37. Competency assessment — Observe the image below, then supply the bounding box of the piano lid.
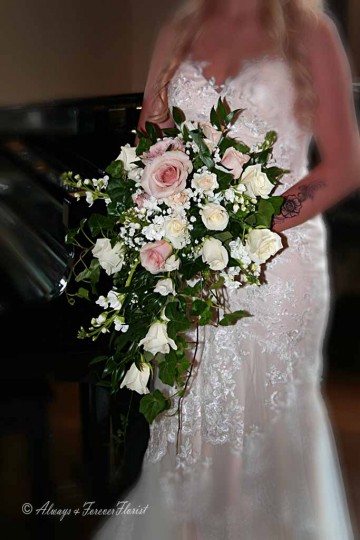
[0,93,143,311]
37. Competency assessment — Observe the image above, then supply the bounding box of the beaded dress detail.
[92,56,355,540]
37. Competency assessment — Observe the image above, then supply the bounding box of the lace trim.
[183,53,286,93]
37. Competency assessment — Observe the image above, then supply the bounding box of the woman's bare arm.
[273,14,360,233]
[135,18,177,145]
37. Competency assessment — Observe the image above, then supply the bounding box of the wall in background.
[0,0,180,107]
[0,0,357,107]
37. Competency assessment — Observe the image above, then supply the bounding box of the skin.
[137,1,360,234]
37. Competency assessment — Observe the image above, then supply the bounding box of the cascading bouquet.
[62,97,287,448]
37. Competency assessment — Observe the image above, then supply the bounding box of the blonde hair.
[150,0,325,130]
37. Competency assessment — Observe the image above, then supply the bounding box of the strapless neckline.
[184,53,287,95]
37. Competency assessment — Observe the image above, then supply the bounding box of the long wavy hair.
[149,0,326,130]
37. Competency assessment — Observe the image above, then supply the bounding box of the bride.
[93,0,360,538]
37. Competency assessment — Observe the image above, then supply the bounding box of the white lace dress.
[92,56,356,540]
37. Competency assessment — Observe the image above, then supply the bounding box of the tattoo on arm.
[273,180,326,222]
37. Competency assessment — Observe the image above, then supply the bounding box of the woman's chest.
[168,57,297,138]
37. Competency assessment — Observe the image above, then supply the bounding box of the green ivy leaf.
[180,256,206,280]
[190,298,208,317]
[136,136,152,156]
[105,160,124,178]
[213,231,233,243]
[88,213,116,236]
[139,390,171,423]
[65,225,83,244]
[158,353,178,386]
[165,302,191,337]
[76,287,90,300]
[199,307,213,326]
[267,195,284,215]
[75,258,100,282]
[265,166,290,181]
[106,177,135,215]
[213,167,234,190]
[219,310,252,326]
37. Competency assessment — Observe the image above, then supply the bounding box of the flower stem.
[125,259,139,287]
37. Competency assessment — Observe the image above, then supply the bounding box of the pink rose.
[139,240,173,274]
[131,192,149,209]
[220,147,250,179]
[200,122,222,145]
[141,150,193,199]
[142,138,185,164]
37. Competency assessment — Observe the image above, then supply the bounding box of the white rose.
[92,238,126,275]
[120,362,150,394]
[116,143,138,171]
[164,215,189,249]
[191,172,219,195]
[241,164,274,199]
[163,254,180,272]
[200,202,229,231]
[245,229,283,264]
[201,237,229,271]
[154,278,176,296]
[139,321,177,355]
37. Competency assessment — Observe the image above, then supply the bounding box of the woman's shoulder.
[303,12,349,66]
[300,10,355,96]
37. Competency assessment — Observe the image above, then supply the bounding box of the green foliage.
[139,390,171,423]
[105,160,124,178]
[219,310,252,326]
[172,106,186,126]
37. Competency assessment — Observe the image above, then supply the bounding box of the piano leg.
[26,395,56,539]
[79,376,111,507]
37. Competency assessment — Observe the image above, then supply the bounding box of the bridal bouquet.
[62,97,286,439]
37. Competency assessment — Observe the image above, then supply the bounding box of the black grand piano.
[0,89,359,538]
[0,93,152,538]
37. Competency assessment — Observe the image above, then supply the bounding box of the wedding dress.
[92,55,356,539]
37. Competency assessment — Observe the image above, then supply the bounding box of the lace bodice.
[168,55,313,193]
